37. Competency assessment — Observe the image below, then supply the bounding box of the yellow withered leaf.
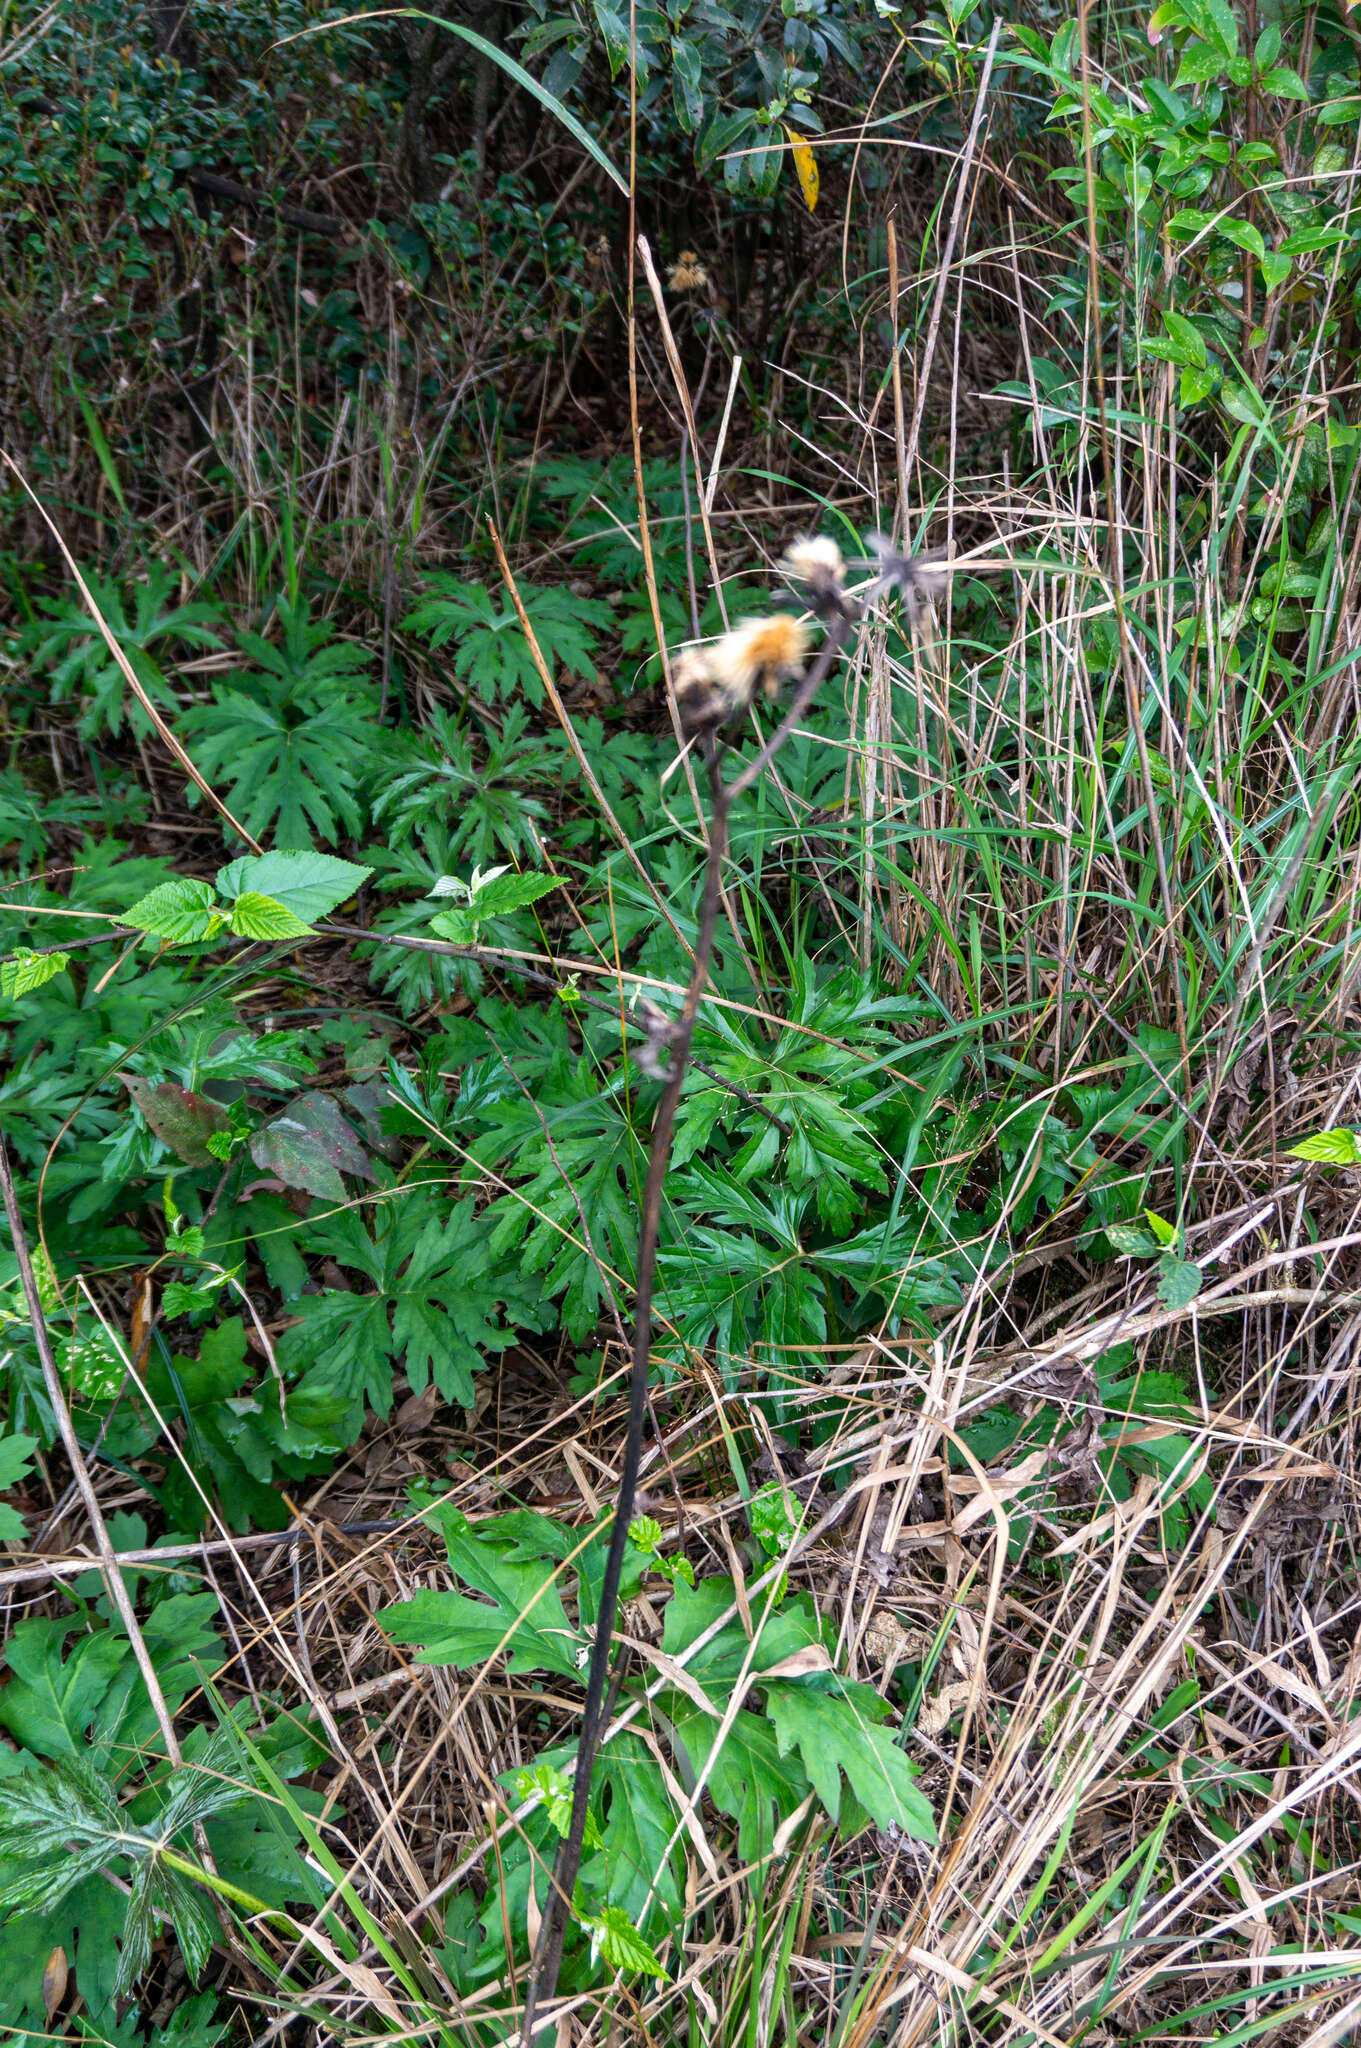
[785,128,819,212]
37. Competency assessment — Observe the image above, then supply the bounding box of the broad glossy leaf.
[216,852,372,924]
[249,1092,372,1202]
[120,1076,229,1167]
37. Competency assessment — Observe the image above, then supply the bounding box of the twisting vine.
[524,535,944,2031]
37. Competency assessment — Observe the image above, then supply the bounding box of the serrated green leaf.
[577,1901,666,1976]
[0,950,70,999]
[226,891,313,940]
[512,1761,602,1848]
[121,877,218,944]
[469,870,563,917]
[0,1433,38,1490]
[215,852,372,924]
[1287,1128,1361,1165]
[379,1571,583,1677]
[765,1684,936,1840]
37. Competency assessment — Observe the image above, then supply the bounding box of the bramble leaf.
[248,1092,373,1202]
[1,952,70,1000]
[216,852,372,925]
[121,878,219,945]
[225,891,313,941]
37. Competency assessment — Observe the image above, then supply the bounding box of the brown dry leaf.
[304,1929,406,2026]
[757,1643,833,1681]
[129,1272,153,1367]
[42,1946,68,2022]
[394,1383,440,1433]
[918,1678,974,1738]
[862,1612,911,1677]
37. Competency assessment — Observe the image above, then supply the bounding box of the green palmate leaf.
[0,1601,221,1761]
[1287,1128,1361,1165]
[216,852,372,925]
[1157,1256,1203,1310]
[750,1483,802,1560]
[0,1432,36,1542]
[226,891,313,940]
[380,1568,583,1677]
[121,1075,230,1167]
[576,1901,667,1977]
[161,1276,229,1316]
[276,1191,544,1423]
[0,951,70,999]
[403,579,610,707]
[765,1684,936,1839]
[667,1698,801,1863]
[121,877,219,944]
[589,1730,686,1924]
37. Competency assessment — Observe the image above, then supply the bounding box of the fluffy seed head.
[672,616,808,734]
[673,643,734,734]
[667,250,710,292]
[779,535,845,593]
[706,614,808,700]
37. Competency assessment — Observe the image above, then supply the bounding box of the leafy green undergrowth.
[0,1552,327,2043]
[386,1497,934,2001]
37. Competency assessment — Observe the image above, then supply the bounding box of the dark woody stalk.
[526,539,942,2030]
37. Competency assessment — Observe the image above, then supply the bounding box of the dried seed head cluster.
[863,533,953,613]
[674,614,809,734]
